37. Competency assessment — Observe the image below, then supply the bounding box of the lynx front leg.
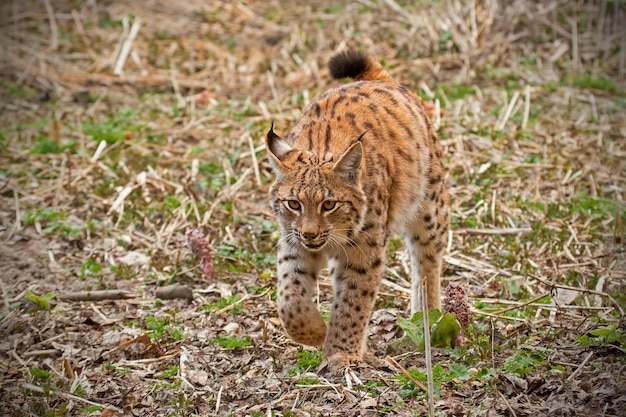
[406,189,449,314]
[322,246,386,368]
[276,242,327,346]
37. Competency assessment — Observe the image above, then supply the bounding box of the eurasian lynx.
[265,50,449,368]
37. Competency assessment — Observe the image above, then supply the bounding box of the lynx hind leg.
[275,245,327,346]
[405,186,449,315]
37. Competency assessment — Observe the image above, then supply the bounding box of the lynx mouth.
[302,241,327,251]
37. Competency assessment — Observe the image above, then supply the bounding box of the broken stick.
[155,284,193,301]
[57,290,135,302]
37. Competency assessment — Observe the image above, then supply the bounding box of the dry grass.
[0,0,625,416]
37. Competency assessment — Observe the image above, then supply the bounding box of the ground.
[0,0,625,416]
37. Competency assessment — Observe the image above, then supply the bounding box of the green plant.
[83,108,145,145]
[78,257,103,281]
[24,290,55,311]
[502,347,553,376]
[145,316,170,339]
[201,294,243,314]
[1,80,37,98]
[158,366,179,379]
[144,316,186,341]
[566,73,616,91]
[397,309,461,350]
[28,367,52,382]
[77,405,102,413]
[101,364,129,377]
[288,350,322,375]
[111,264,137,280]
[208,335,252,349]
[22,207,82,238]
[577,324,625,348]
[438,30,454,51]
[214,244,276,273]
[396,361,473,397]
[295,376,319,385]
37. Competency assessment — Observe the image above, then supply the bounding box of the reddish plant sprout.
[186,229,214,278]
[443,284,472,346]
[488,280,503,293]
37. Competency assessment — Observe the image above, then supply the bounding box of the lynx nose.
[300,218,319,241]
[302,231,318,240]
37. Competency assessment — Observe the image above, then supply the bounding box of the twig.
[215,385,224,414]
[215,293,249,314]
[444,254,512,277]
[58,290,136,302]
[381,0,418,27]
[246,132,262,187]
[344,366,363,390]
[42,0,58,51]
[58,71,210,90]
[0,279,9,315]
[170,67,185,108]
[492,292,551,315]
[554,351,594,395]
[113,17,141,75]
[118,351,181,365]
[266,71,282,114]
[381,277,411,295]
[385,356,427,392]
[292,383,342,389]
[614,206,623,245]
[421,283,435,417]
[234,197,275,218]
[531,274,624,316]
[571,14,579,70]
[619,17,626,77]
[22,349,60,358]
[7,189,21,240]
[454,227,532,235]
[496,387,518,417]
[102,333,151,357]
[477,298,612,311]
[471,307,528,323]
[521,85,531,129]
[22,383,122,413]
[496,91,520,130]
[178,347,195,390]
[155,284,193,301]
[90,140,107,163]
[490,188,496,224]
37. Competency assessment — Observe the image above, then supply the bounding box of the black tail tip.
[328,50,370,80]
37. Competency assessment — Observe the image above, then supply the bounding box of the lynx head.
[265,125,367,252]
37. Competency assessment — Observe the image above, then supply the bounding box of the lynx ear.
[265,122,294,175]
[333,141,362,182]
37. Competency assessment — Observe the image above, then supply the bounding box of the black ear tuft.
[328,50,370,80]
[265,122,295,176]
[266,120,280,143]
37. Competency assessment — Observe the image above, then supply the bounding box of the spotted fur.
[265,51,449,368]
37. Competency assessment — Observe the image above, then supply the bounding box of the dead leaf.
[116,251,150,266]
[186,369,209,385]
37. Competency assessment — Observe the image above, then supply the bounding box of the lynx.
[265,50,449,369]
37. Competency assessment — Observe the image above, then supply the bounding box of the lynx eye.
[285,200,301,211]
[321,200,337,211]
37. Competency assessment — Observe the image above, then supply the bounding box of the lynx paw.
[319,352,360,375]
